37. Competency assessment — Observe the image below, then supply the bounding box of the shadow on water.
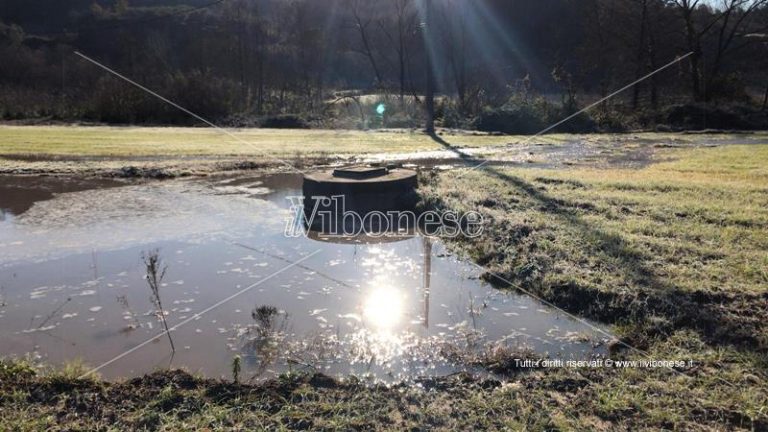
[0,176,124,217]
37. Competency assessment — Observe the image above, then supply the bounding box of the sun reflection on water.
[362,284,406,331]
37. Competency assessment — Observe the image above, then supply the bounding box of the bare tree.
[763,38,768,109]
[631,0,651,108]
[671,0,707,101]
[379,0,417,106]
[439,0,469,112]
[671,0,768,101]
[350,0,384,85]
[579,0,622,110]
[423,0,435,134]
[706,0,768,98]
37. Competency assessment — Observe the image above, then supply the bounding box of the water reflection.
[362,283,406,331]
[237,305,289,377]
[0,173,612,382]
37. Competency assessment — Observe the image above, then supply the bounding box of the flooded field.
[0,173,609,382]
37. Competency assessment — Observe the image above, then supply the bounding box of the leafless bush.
[143,249,175,353]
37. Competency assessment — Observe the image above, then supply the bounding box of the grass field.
[2,125,763,158]
[421,143,768,351]
[417,143,768,429]
[0,125,514,157]
[2,125,765,178]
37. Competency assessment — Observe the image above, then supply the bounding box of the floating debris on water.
[0,173,610,381]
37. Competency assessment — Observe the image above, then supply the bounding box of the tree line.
[0,0,766,130]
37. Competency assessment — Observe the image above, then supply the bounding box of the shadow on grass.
[428,133,767,353]
[428,130,484,165]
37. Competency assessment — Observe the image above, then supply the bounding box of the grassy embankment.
[421,144,768,346]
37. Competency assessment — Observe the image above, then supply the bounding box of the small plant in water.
[116,294,141,330]
[238,304,289,378]
[252,305,279,334]
[143,249,175,353]
[231,354,242,383]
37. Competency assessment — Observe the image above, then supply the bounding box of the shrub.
[386,112,420,128]
[473,96,597,134]
[552,107,598,133]
[662,104,767,130]
[438,100,470,129]
[85,71,239,125]
[474,105,547,134]
[260,114,309,129]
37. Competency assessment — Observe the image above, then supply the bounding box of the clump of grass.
[0,358,36,381]
[143,249,174,353]
[58,358,92,380]
[236,305,289,379]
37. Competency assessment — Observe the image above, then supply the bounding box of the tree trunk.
[424,0,435,135]
[352,3,383,86]
[399,45,406,107]
[683,8,702,102]
[649,36,659,108]
[398,4,407,107]
[256,49,264,114]
[632,0,649,109]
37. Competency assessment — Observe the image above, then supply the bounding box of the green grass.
[2,125,762,158]
[0,125,514,157]
[422,143,768,310]
[415,143,768,429]
[1,126,765,178]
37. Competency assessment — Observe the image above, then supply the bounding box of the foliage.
[663,103,768,130]
[260,114,310,129]
[474,96,598,134]
[1,0,766,128]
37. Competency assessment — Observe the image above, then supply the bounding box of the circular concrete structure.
[302,165,418,232]
[304,166,417,196]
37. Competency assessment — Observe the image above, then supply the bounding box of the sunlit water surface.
[0,174,609,382]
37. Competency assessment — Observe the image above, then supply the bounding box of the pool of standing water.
[0,173,610,382]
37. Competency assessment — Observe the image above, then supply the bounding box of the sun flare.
[362,286,405,330]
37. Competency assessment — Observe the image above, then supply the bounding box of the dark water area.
[0,173,610,382]
[0,176,124,219]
